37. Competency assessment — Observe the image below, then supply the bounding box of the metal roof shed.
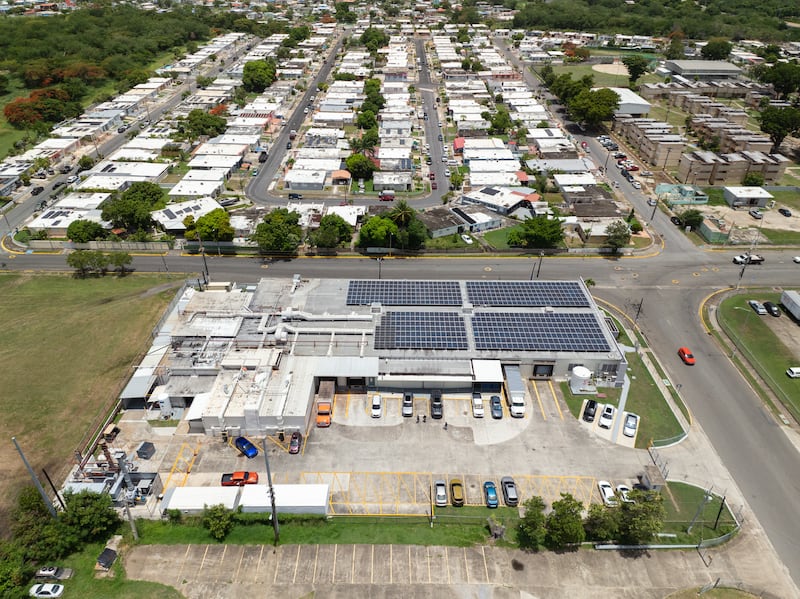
[160,486,239,516]
[239,484,329,515]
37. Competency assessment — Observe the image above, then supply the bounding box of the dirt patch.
[592,63,628,76]
[694,205,798,246]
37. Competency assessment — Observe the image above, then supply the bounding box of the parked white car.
[598,480,617,507]
[616,484,634,503]
[622,413,639,438]
[371,394,382,418]
[598,405,615,429]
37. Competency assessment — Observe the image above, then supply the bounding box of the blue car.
[483,481,499,508]
[234,436,259,459]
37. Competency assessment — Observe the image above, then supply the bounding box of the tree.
[568,88,620,127]
[242,59,277,93]
[357,216,399,248]
[617,490,666,545]
[356,109,377,131]
[195,208,235,242]
[758,106,800,153]
[345,153,376,180]
[583,503,619,542]
[182,108,227,139]
[622,55,649,85]
[665,32,685,60]
[108,251,133,275]
[67,250,96,277]
[507,216,564,249]
[679,208,703,230]
[545,493,586,550]
[101,182,165,231]
[388,199,415,228]
[701,38,732,61]
[517,496,547,550]
[487,105,513,135]
[66,220,106,243]
[311,214,352,248]
[202,504,235,541]
[604,220,631,254]
[78,155,95,171]
[252,208,302,253]
[742,172,765,187]
[59,490,121,544]
[758,63,800,99]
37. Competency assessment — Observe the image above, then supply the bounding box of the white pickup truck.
[732,253,764,265]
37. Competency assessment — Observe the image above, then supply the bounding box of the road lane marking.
[427,546,431,583]
[370,546,374,584]
[273,547,280,584]
[445,546,451,585]
[351,545,356,583]
[312,544,319,583]
[482,546,489,582]
[390,545,393,584]
[219,545,227,582]
[200,545,209,572]
[332,544,337,582]
[464,547,470,583]
[234,546,244,581]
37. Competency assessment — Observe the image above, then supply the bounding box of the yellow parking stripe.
[548,380,564,420]
[533,382,546,420]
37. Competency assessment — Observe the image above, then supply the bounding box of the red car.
[429,172,435,180]
[678,347,695,365]
[431,181,438,189]
[626,165,640,171]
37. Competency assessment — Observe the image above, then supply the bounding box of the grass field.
[136,507,520,547]
[717,292,800,420]
[0,274,181,527]
[662,481,738,544]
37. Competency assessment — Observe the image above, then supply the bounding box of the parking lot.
[123,382,650,521]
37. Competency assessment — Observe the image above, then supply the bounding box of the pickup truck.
[220,471,259,486]
[35,566,73,581]
[732,253,764,265]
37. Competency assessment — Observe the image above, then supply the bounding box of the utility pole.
[535,251,544,279]
[262,437,279,544]
[12,437,57,519]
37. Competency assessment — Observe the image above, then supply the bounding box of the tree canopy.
[180,109,227,140]
[701,38,733,60]
[251,208,302,253]
[507,216,564,249]
[242,59,277,93]
[345,154,377,180]
[569,88,620,127]
[358,216,399,248]
[310,213,353,249]
[758,106,800,153]
[621,55,649,85]
[604,220,632,253]
[100,181,165,232]
[66,220,106,243]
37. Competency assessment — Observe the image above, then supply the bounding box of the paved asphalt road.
[3,33,800,586]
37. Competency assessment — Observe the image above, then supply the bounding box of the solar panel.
[347,280,462,306]
[472,312,610,352]
[466,281,590,307]
[374,312,468,350]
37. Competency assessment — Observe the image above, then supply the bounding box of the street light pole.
[376,257,382,279]
[262,437,280,545]
[535,251,544,278]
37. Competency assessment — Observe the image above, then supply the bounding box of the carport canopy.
[471,359,504,383]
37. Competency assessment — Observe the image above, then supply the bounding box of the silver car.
[402,393,414,417]
[623,413,639,438]
[434,480,448,507]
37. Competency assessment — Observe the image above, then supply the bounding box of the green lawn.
[136,507,520,548]
[0,274,181,528]
[482,225,520,249]
[762,228,800,245]
[717,293,800,421]
[560,346,683,448]
[425,233,473,250]
[550,63,661,89]
[53,542,183,599]
[661,481,738,544]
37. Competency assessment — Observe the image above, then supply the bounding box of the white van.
[371,394,382,418]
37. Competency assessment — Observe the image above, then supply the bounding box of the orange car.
[678,347,695,365]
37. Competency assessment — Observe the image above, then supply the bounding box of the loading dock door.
[533,364,554,378]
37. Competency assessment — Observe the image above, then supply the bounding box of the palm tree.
[389,199,415,227]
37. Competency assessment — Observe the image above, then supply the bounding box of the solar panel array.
[466,281,590,307]
[472,313,610,352]
[347,280,462,306]
[374,312,468,350]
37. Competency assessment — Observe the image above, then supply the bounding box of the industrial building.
[121,277,626,439]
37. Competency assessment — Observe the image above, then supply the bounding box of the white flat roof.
[472,359,504,382]
[724,186,773,198]
[163,487,239,512]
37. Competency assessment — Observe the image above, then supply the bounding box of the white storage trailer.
[781,290,800,321]
[502,365,526,418]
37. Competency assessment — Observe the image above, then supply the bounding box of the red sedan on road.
[678,347,696,365]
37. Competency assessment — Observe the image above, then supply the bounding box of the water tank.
[569,366,593,394]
